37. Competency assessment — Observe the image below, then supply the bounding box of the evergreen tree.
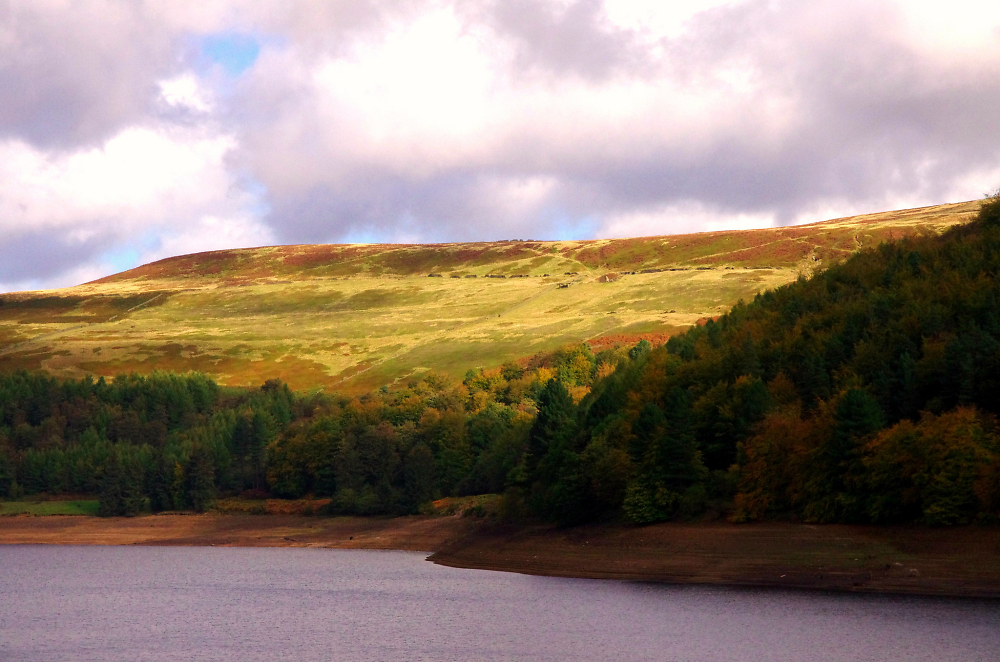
[526,379,577,476]
[147,451,173,513]
[623,389,706,523]
[121,456,146,516]
[525,379,589,523]
[98,452,125,517]
[0,445,13,498]
[186,446,215,512]
[231,413,254,491]
[806,388,884,522]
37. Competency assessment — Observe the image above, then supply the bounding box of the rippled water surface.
[1,545,998,661]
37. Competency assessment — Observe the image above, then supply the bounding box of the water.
[0,546,998,662]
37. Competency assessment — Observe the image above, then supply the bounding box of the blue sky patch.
[102,247,142,274]
[546,213,599,242]
[201,33,260,76]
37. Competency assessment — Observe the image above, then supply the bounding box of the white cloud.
[0,128,236,232]
[0,124,269,291]
[895,1,1000,61]
[599,202,776,239]
[158,74,213,113]
[153,214,275,259]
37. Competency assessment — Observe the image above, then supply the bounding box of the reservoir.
[0,545,997,661]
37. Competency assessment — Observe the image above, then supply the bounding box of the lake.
[0,546,997,661]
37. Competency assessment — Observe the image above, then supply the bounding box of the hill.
[523,196,1000,526]
[0,200,979,392]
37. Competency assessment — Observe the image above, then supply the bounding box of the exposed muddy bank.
[429,521,1000,598]
[2,514,998,598]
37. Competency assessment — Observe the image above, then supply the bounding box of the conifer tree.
[147,451,173,513]
[121,456,146,516]
[526,379,576,476]
[186,446,215,512]
[98,452,125,517]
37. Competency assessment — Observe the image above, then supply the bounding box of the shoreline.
[1,513,998,599]
[429,521,1000,599]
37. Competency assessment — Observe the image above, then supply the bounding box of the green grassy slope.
[0,200,979,391]
[0,500,100,516]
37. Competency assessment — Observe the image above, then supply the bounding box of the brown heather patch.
[221,354,337,391]
[447,247,496,264]
[691,240,812,266]
[90,250,248,283]
[77,344,338,391]
[498,244,532,259]
[215,497,333,515]
[587,332,673,352]
[374,246,470,274]
[279,244,380,268]
[0,326,27,345]
[0,348,54,371]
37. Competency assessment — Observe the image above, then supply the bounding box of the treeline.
[0,371,297,515]
[0,344,626,516]
[522,197,1000,525]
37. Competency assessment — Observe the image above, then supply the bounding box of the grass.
[0,200,981,392]
[0,500,100,516]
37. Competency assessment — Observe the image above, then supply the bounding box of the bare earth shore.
[1,514,998,598]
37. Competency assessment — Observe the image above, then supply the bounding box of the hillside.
[524,196,1000,526]
[0,200,979,392]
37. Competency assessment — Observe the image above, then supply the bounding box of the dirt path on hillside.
[2,515,998,598]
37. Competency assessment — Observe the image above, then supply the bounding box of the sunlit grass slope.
[0,200,979,392]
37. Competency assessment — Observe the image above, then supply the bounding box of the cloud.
[159,74,213,113]
[239,0,1000,245]
[1,0,1000,291]
[0,1,180,148]
[0,124,270,291]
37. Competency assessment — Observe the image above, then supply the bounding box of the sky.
[1,0,1000,292]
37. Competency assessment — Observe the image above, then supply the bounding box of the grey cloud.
[0,229,107,285]
[249,0,1000,245]
[467,0,646,80]
[506,0,1000,219]
[267,169,575,244]
[0,2,180,149]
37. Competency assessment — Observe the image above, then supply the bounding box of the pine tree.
[231,414,254,492]
[147,451,172,513]
[806,388,884,522]
[186,446,215,512]
[0,446,13,498]
[121,456,145,516]
[526,379,576,476]
[98,452,125,517]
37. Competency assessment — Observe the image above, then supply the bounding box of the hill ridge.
[84,200,979,290]
[0,199,982,392]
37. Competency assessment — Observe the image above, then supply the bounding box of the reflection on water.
[0,545,998,662]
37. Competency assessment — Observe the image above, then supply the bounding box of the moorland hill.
[0,200,979,392]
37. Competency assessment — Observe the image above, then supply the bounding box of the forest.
[2,197,1000,525]
[0,344,616,517]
